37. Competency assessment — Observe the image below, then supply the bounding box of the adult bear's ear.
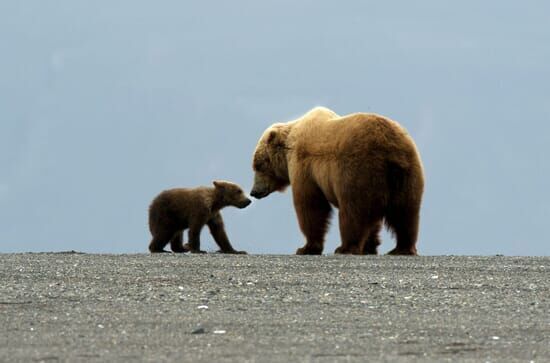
[267,130,277,144]
[267,129,287,148]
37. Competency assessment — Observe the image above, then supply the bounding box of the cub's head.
[213,180,251,209]
[250,123,291,199]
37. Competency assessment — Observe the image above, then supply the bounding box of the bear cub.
[148,180,251,254]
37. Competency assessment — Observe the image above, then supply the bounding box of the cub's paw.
[218,250,248,255]
[182,243,206,254]
[190,250,207,254]
[334,246,357,254]
[231,250,248,255]
[149,249,171,254]
[171,246,189,253]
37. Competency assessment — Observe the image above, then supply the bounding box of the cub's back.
[149,187,210,217]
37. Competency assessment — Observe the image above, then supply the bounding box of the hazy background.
[1,1,549,255]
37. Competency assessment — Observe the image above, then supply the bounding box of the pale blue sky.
[1,1,549,255]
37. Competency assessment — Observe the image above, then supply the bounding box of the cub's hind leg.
[170,230,188,253]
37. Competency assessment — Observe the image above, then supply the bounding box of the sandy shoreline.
[1,254,548,362]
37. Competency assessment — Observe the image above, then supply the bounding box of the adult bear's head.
[250,107,339,199]
[250,123,291,199]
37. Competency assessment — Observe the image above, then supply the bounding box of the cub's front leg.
[208,212,247,254]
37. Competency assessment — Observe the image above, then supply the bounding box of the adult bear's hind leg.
[361,220,382,255]
[386,163,423,255]
[335,208,366,255]
[386,206,419,255]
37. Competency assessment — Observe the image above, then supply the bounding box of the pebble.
[191,327,206,334]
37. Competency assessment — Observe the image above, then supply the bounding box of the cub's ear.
[213,180,224,189]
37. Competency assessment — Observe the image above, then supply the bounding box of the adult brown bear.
[250,107,424,255]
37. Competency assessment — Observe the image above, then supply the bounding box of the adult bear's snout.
[250,188,268,199]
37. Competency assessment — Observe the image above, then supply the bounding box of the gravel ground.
[0,253,548,362]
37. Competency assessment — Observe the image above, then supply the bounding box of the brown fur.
[148,180,251,254]
[251,107,424,255]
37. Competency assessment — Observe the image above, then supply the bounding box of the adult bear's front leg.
[292,182,332,255]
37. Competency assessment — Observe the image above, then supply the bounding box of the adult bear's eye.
[253,160,264,172]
